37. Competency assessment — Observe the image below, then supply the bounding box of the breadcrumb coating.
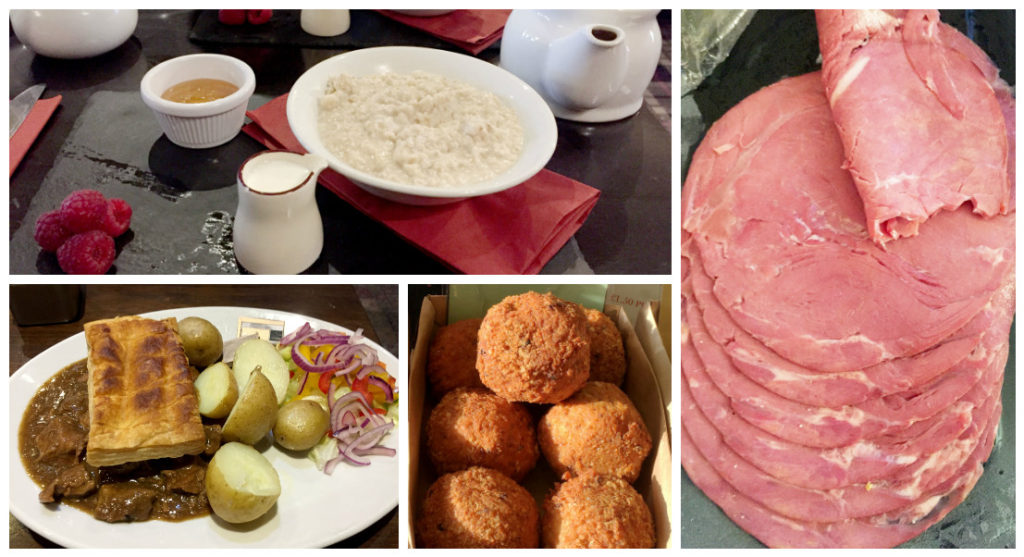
[426,387,538,481]
[584,307,627,386]
[542,470,655,548]
[427,318,484,396]
[477,292,589,404]
[538,381,652,483]
[416,467,539,548]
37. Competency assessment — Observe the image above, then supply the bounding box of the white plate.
[9,307,398,548]
[286,46,558,205]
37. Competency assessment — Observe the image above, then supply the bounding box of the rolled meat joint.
[681,10,1014,548]
[817,9,1011,243]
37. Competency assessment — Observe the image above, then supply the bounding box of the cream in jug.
[233,151,327,274]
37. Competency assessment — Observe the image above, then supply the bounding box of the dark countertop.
[9,284,398,548]
[9,9,672,275]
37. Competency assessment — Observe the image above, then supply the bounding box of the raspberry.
[103,198,133,237]
[56,230,116,274]
[34,210,73,252]
[247,9,272,25]
[59,190,109,234]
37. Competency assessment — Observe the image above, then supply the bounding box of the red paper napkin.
[243,94,600,274]
[10,95,61,177]
[376,9,511,54]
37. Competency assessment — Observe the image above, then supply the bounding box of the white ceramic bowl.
[287,46,558,205]
[10,9,138,59]
[140,54,256,149]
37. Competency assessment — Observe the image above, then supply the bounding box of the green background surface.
[447,285,607,323]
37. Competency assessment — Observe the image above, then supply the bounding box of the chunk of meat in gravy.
[20,361,214,522]
[161,463,206,495]
[92,483,158,523]
[39,463,99,503]
[35,418,88,465]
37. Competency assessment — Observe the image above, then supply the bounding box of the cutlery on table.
[10,84,46,138]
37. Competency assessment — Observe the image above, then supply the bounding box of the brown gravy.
[19,359,214,522]
[161,78,239,104]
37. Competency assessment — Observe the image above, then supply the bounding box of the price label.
[237,316,286,343]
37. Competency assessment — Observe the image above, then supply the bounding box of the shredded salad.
[278,323,398,474]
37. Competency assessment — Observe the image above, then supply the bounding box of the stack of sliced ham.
[681,10,1014,548]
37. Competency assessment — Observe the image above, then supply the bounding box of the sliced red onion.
[325,451,367,474]
[366,376,394,403]
[279,322,313,346]
[295,370,308,395]
[340,447,371,467]
[320,383,396,473]
[355,360,384,381]
[352,422,393,448]
[332,400,373,433]
[291,343,333,373]
[355,446,396,457]
[334,389,372,410]
[302,330,349,346]
[281,324,396,474]
[335,426,361,444]
[349,328,365,344]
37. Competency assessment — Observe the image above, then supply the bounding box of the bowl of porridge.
[287,47,557,205]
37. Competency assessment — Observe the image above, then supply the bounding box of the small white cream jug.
[500,10,662,122]
[233,151,327,274]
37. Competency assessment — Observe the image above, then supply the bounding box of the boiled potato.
[179,316,223,368]
[274,399,330,451]
[194,362,238,419]
[232,339,290,404]
[222,369,278,445]
[205,442,281,523]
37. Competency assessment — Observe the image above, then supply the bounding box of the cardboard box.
[636,301,673,430]
[408,293,672,548]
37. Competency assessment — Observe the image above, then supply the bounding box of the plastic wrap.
[679,10,756,96]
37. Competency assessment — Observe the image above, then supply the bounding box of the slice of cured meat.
[682,71,1014,373]
[682,330,1002,522]
[686,268,1011,449]
[683,273,1008,491]
[684,234,988,407]
[816,10,1010,242]
[681,396,996,548]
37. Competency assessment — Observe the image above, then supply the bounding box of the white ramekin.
[140,53,256,149]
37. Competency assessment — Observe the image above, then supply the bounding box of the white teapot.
[10,10,138,59]
[500,10,662,122]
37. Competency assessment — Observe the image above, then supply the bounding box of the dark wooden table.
[9,284,398,548]
[9,9,672,275]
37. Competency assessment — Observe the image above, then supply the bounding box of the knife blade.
[10,84,46,139]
